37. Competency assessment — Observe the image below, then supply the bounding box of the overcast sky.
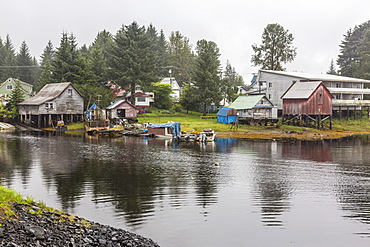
[1,0,370,83]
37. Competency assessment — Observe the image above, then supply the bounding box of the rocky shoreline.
[0,202,159,246]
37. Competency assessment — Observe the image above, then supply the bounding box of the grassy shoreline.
[64,112,370,141]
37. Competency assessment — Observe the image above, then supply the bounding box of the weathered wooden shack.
[281,81,333,129]
[18,82,84,128]
[228,95,278,125]
[106,100,139,122]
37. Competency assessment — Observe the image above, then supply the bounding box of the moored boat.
[200,129,216,142]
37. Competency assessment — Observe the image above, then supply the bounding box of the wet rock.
[0,202,160,246]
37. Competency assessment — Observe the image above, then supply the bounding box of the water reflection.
[2,132,370,246]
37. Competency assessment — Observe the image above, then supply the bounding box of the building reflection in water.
[3,131,370,236]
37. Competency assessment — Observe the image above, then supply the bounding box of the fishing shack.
[18,82,84,128]
[228,95,277,125]
[281,81,333,129]
[106,100,139,124]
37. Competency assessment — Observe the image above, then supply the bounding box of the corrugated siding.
[283,84,332,115]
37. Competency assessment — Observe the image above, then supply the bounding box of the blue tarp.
[217,107,237,124]
[86,103,100,120]
[147,122,181,137]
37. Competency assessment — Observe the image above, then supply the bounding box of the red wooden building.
[281,81,333,129]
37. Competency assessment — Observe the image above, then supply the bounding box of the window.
[45,102,54,109]
[335,94,341,99]
[6,85,12,90]
[268,82,273,88]
[268,94,272,99]
[336,83,341,88]
[67,89,72,96]
[137,97,146,102]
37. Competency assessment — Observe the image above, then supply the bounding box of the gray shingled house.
[18,82,84,128]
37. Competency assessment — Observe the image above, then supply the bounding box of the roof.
[0,78,34,96]
[2,78,33,88]
[160,77,181,90]
[217,107,235,116]
[228,95,274,109]
[260,69,370,83]
[282,81,327,99]
[125,91,150,98]
[106,100,138,110]
[147,122,181,137]
[18,82,80,105]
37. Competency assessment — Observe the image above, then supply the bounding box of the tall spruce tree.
[337,20,370,78]
[251,23,297,71]
[108,22,157,104]
[168,31,194,83]
[51,32,88,84]
[38,40,55,90]
[193,39,222,114]
[16,41,36,84]
[1,34,17,81]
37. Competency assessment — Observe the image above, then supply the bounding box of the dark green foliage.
[7,83,25,117]
[179,82,202,113]
[16,41,38,85]
[337,21,370,78]
[251,23,297,71]
[0,35,17,81]
[51,32,88,84]
[193,39,223,114]
[152,82,172,110]
[108,21,157,104]
[327,59,338,75]
[75,83,113,110]
[37,40,55,91]
[168,31,194,84]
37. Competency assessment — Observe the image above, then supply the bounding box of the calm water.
[1,131,370,246]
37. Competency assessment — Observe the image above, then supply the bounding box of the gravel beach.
[0,202,160,247]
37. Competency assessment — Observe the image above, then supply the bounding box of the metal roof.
[106,100,137,110]
[282,81,322,99]
[260,69,370,83]
[18,82,76,105]
[228,95,273,109]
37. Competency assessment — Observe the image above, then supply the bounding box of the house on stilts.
[18,82,84,128]
[281,81,333,129]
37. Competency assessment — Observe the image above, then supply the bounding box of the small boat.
[200,129,216,142]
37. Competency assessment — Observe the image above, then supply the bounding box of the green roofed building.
[228,95,277,123]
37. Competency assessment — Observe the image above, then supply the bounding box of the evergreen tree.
[51,32,88,84]
[337,20,370,78]
[37,40,55,91]
[220,61,239,105]
[354,29,370,79]
[1,34,17,81]
[108,22,157,105]
[327,59,338,75]
[193,39,223,115]
[16,41,36,84]
[168,31,194,83]
[7,82,25,118]
[89,30,114,83]
[251,23,297,71]
[157,29,170,77]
